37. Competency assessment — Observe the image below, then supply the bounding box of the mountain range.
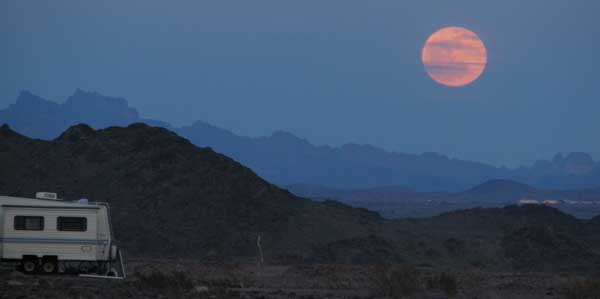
[287,179,600,219]
[1,89,599,191]
[288,179,600,204]
[1,123,600,271]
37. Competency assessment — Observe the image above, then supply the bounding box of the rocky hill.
[408,204,584,236]
[0,123,384,260]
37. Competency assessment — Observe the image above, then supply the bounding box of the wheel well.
[42,256,58,262]
[22,255,38,262]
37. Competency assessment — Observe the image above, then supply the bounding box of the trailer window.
[57,217,87,232]
[14,216,44,231]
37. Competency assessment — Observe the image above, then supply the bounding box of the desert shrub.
[376,266,460,298]
[378,266,422,298]
[135,267,195,294]
[425,272,458,296]
[560,277,600,299]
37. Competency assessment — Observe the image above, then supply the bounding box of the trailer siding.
[0,196,112,261]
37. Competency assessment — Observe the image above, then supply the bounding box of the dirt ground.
[0,259,597,299]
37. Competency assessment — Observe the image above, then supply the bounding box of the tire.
[41,259,57,274]
[79,261,93,274]
[22,259,38,274]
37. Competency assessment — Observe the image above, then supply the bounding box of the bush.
[560,277,600,299]
[378,266,422,298]
[135,267,195,294]
[377,266,460,298]
[426,272,458,296]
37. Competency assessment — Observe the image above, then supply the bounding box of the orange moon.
[422,27,487,87]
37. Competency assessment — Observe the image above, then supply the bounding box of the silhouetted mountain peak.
[57,123,97,141]
[0,123,29,140]
[267,130,312,148]
[11,90,60,114]
[2,90,599,191]
[63,89,139,123]
[65,89,126,105]
[16,90,46,104]
[0,124,16,138]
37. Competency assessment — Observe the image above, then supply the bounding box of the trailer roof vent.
[36,192,59,200]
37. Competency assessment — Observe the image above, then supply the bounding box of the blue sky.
[1,1,598,167]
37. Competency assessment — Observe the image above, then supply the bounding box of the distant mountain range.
[1,89,599,191]
[288,178,600,205]
[287,179,600,219]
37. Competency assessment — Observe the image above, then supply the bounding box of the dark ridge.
[467,179,537,194]
[0,123,26,140]
[425,204,582,234]
[0,123,384,260]
[57,123,96,141]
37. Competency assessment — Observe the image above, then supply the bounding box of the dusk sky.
[1,1,598,167]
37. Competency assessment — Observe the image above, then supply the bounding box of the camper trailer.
[0,192,125,278]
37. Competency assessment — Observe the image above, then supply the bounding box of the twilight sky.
[1,1,598,167]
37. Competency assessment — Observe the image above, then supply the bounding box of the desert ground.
[2,259,599,299]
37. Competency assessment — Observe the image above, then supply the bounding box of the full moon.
[422,27,487,87]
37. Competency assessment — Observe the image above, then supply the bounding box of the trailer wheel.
[41,259,57,274]
[21,258,38,274]
[79,261,93,274]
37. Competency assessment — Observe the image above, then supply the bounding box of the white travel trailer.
[0,192,125,278]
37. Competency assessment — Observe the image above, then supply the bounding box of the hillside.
[409,204,584,235]
[397,204,600,272]
[1,123,600,271]
[0,123,384,259]
[2,90,599,191]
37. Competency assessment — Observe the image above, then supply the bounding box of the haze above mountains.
[1,89,599,192]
